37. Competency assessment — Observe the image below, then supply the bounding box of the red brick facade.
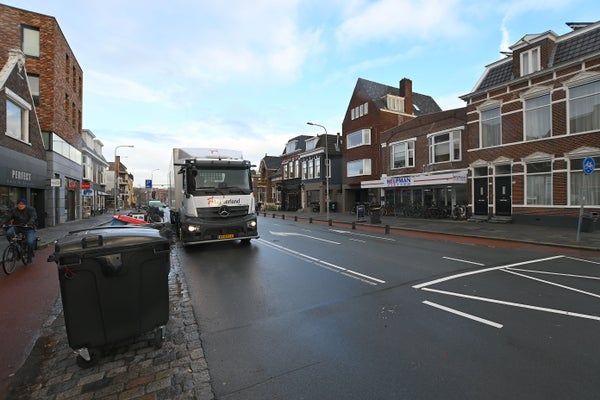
[0,4,83,147]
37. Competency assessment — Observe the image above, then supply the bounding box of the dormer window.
[285,140,298,154]
[521,47,541,76]
[305,137,319,151]
[386,95,404,113]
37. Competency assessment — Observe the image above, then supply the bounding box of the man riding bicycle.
[2,198,37,262]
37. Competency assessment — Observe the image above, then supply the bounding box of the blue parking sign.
[583,157,595,175]
[145,179,152,188]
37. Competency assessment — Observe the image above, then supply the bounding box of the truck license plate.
[218,234,235,239]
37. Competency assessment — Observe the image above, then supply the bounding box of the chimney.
[400,78,413,115]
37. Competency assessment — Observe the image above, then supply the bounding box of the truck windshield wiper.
[221,186,250,194]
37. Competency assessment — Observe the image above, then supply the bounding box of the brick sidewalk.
[6,246,214,400]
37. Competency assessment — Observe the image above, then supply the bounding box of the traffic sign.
[145,179,152,189]
[583,157,595,175]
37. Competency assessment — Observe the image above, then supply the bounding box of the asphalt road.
[181,216,600,400]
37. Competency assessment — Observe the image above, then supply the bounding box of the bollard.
[352,221,356,230]
[282,214,285,220]
[294,216,298,222]
[328,219,332,226]
[385,224,390,234]
[309,217,313,224]
[272,213,275,218]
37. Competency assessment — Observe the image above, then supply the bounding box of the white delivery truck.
[168,148,259,246]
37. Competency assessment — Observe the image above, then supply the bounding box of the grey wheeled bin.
[49,227,171,368]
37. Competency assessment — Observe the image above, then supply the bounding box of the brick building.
[280,136,311,211]
[366,108,468,211]
[256,155,282,206]
[0,4,84,225]
[460,21,600,226]
[341,78,441,211]
[0,49,47,226]
[81,129,108,217]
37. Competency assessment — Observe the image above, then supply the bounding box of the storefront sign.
[81,181,91,189]
[67,179,78,191]
[361,179,386,189]
[386,176,412,187]
[11,169,31,181]
[82,189,93,196]
[50,178,61,187]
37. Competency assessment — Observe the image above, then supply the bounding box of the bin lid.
[55,226,169,255]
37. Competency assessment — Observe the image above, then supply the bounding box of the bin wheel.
[152,327,165,349]
[241,239,251,246]
[76,348,101,369]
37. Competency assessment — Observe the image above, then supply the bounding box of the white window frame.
[315,157,321,178]
[523,91,552,141]
[347,159,371,177]
[390,140,415,169]
[302,160,307,179]
[364,102,368,115]
[308,159,314,179]
[567,77,600,135]
[525,160,553,205]
[22,26,40,58]
[5,89,31,144]
[326,158,331,179]
[346,129,371,149]
[568,155,600,206]
[479,105,502,148]
[520,46,540,76]
[295,160,300,178]
[428,130,461,164]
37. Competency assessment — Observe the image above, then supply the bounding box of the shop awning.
[362,171,468,189]
[97,191,109,196]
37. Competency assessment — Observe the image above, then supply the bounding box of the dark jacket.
[3,206,37,227]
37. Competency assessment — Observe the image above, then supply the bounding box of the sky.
[6,0,600,187]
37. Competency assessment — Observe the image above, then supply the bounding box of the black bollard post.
[309,217,313,224]
[385,224,390,234]
[272,213,275,218]
[352,221,356,230]
[328,219,332,226]
[282,214,285,220]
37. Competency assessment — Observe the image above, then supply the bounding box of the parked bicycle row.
[351,202,471,220]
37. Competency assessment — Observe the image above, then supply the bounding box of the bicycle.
[2,225,35,275]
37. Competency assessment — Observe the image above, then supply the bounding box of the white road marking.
[301,229,312,232]
[442,256,485,266]
[422,301,503,329]
[507,267,600,281]
[328,229,396,242]
[272,223,281,226]
[257,239,386,285]
[421,287,600,322]
[269,231,341,245]
[565,256,600,265]
[413,255,565,289]
[501,269,600,299]
[349,238,367,243]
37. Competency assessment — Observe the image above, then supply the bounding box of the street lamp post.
[114,145,134,212]
[307,122,330,222]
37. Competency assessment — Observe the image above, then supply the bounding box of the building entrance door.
[474,178,488,216]
[495,176,512,216]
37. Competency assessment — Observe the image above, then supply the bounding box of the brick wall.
[0,4,83,148]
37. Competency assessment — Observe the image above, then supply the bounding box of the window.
[526,161,552,205]
[308,159,314,179]
[569,80,600,134]
[283,164,288,179]
[72,66,76,90]
[347,159,371,177]
[65,54,70,80]
[22,26,40,57]
[429,130,461,163]
[285,141,297,154]
[520,47,540,76]
[350,102,368,120]
[346,129,371,149]
[480,106,501,147]
[524,94,551,140]
[27,74,40,105]
[302,161,307,179]
[570,157,600,205]
[391,141,415,169]
[326,159,331,178]
[315,157,321,178]
[6,99,29,142]
[82,155,92,180]
[305,137,318,151]
[387,95,404,112]
[72,102,76,128]
[51,134,81,164]
[64,94,69,122]
[295,160,299,178]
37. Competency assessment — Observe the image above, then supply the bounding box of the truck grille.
[196,205,249,219]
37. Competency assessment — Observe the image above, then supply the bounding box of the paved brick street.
[6,246,214,400]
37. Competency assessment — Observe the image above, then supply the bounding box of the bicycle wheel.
[3,244,18,275]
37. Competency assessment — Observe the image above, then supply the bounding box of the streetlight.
[114,145,134,212]
[307,122,330,222]
[148,168,159,203]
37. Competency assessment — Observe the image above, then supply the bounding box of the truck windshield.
[188,168,251,194]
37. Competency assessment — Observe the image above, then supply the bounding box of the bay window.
[346,129,371,149]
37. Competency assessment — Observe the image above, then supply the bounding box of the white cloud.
[435,92,467,110]
[500,18,511,53]
[85,70,162,103]
[336,0,468,47]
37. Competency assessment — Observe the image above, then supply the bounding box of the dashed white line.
[328,229,396,242]
[422,301,503,329]
[442,256,485,266]
[421,287,600,322]
[349,238,367,243]
[256,239,386,285]
[507,267,600,281]
[413,255,565,289]
[501,269,600,299]
[269,231,341,245]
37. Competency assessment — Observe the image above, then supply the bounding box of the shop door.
[474,178,488,216]
[31,189,45,228]
[495,176,512,216]
[67,190,76,221]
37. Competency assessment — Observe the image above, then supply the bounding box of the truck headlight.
[247,220,257,228]
[188,225,199,232]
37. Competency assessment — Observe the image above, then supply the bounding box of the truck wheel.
[241,239,251,246]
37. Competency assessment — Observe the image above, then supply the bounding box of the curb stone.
[7,245,215,400]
